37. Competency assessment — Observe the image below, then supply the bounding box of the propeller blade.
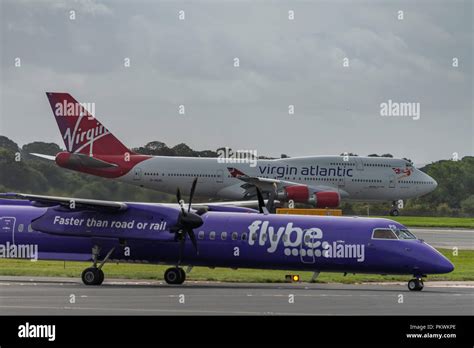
[266,183,277,213]
[187,229,199,254]
[255,187,269,215]
[174,181,202,264]
[176,187,181,203]
[188,177,198,212]
[256,187,265,214]
[178,233,185,265]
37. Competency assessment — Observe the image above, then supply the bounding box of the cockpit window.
[372,229,398,240]
[393,228,417,240]
[372,228,417,240]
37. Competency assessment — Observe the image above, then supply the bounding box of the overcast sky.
[1,0,472,166]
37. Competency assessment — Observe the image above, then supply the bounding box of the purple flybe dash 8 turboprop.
[0,180,453,291]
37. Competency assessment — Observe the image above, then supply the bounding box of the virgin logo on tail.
[62,116,110,153]
[53,100,109,153]
[47,92,135,157]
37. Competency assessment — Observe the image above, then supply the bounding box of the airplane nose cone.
[432,254,454,274]
[422,171,437,193]
[440,258,454,273]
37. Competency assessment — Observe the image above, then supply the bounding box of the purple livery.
[0,186,453,291]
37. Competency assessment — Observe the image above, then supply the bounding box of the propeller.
[255,184,277,215]
[256,187,269,214]
[267,183,277,213]
[171,178,203,264]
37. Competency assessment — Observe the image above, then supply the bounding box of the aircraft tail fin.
[45,92,133,156]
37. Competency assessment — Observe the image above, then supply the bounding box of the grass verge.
[0,249,472,284]
[373,216,474,229]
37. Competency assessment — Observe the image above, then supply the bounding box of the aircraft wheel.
[96,269,105,285]
[389,209,400,216]
[82,267,104,286]
[408,278,424,291]
[164,267,185,285]
[179,268,186,282]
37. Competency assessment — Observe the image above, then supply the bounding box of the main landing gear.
[164,267,186,285]
[81,245,115,286]
[408,278,424,291]
[81,267,104,286]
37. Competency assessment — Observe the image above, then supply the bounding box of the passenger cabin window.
[28,224,33,232]
[372,229,397,240]
[241,233,247,241]
[198,231,205,240]
[18,224,24,232]
[209,231,216,240]
[221,232,227,240]
[231,232,238,240]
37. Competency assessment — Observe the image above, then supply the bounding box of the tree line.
[0,136,472,216]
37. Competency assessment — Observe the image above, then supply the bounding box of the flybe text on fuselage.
[247,220,365,262]
[258,165,353,178]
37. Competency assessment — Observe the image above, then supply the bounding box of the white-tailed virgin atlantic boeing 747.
[31,93,437,215]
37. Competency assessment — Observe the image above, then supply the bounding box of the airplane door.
[133,167,142,181]
[389,175,396,188]
[216,169,224,183]
[355,158,364,171]
[0,217,16,244]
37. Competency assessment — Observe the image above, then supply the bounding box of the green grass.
[0,249,472,284]
[373,216,474,228]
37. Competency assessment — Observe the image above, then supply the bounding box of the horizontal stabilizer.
[65,153,118,169]
[30,152,118,169]
[30,153,56,161]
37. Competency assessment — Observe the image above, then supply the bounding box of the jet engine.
[277,186,340,208]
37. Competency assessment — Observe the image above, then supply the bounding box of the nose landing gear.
[408,278,424,291]
[389,208,400,216]
[389,200,402,216]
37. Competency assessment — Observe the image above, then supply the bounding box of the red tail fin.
[46,92,132,156]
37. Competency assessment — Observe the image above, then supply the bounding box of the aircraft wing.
[190,200,275,213]
[227,167,338,193]
[0,193,260,214]
[0,193,128,211]
[199,200,273,207]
